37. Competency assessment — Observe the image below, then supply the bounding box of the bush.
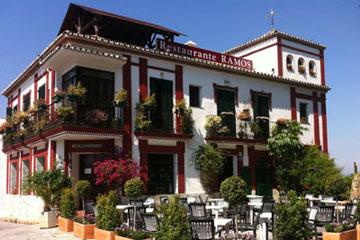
[220,176,248,238]
[155,197,192,240]
[60,189,76,219]
[75,180,91,210]
[96,190,121,231]
[124,178,144,199]
[274,191,312,240]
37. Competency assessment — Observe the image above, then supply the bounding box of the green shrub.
[220,176,248,238]
[60,189,76,219]
[155,197,192,240]
[274,191,312,240]
[75,180,91,210]
[124,178,144,199]
[96,190,121,231]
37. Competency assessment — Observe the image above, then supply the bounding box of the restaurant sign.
[157,39,253,70]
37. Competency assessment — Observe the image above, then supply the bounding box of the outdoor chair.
[142,213,158,233]
[187,196,197,203]
[339,203,353,221]
[180,198,191,214]
[262,200,275,236]
[238,209,260,238]
[159,196,169,205]
[239,203,248,223]
[316,206,335,226]
[190,218,218,240]
[307,207,320,240]
[189,203,208,219]
[198,195,208,205]
[128,206,146,229]
[129,199,144,207]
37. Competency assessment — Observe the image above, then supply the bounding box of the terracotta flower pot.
[357,224,360,240]
[73,222,95,240]
[76,210,85,217]
[58,216,74,232]
[95,227,116,240]
[323,229,357,240]
[115,236,152,240]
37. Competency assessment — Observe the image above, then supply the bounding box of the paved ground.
[0,221,77,240]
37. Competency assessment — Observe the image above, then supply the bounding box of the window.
[300,103,308,123]
[309,61,316,77]
[23,94,30,112]
[36,156,45,172]
[286,55,294,71]
[298,58,305,74]
[13,105,18,114]
[11,162,18,194]
[22,160,29,193]
[189,86,200,107]
[38,84,46,100]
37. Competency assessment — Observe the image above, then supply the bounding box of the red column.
[46,72,49,106]
[290,87,296,120]
[313,92,320,146]
[175,65,183,133]
[51,69,55,115]
[321,93,328,153]
[277,37,283,77]
[139,58,148,102]
[50,141,57,169]
[122,56,132,156]
[320,49,326,86]
[17,89,21,112]
[177,141,185,194]
[139,139,148,194]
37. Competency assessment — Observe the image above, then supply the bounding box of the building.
[1,3,330,222]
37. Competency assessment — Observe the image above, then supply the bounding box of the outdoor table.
[208,198,224,206]
[248,202,263,224]
[205,205,227,219]
[214,218,233,233]
[187,196,197,204]
[321,200,345,206]
[306,197,321,207]
[259,212,272,240]
[116,204,132,222]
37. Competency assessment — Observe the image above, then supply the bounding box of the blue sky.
[0,0,359,174]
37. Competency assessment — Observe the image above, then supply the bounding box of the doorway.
[79,154,105,198]
[255,157,273,198]
[219,156,234,183]
[148,154,174,195]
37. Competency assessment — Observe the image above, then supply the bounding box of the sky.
[0,0,359,174]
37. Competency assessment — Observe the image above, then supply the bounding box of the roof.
[224,29,326,55]
[2,30,330,96]
[58,3,185,39]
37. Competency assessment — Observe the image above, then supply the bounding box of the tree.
[75,180,91,210]
[193,143,224,195]
[220,176,248,238]
[268,120,306,193]
[124,178,144,230]
[325,175,346,223]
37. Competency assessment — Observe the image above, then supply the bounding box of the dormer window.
[298,58,305,74]
[309,61,316,77]
[286,55,294,71]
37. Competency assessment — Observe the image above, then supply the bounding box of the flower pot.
[115,236,152,240]
[143,104,157,111]
[73,222,95,240]
[67,94,79,102]
[76,210,85,217]
[38,104,47,112]
[113,101,128,108]
[39,211,57,229]
[323,229,357,240]
[58,216,74,232]
[95,227,116,240]
[357,224,360,240]
[53,95,64,103]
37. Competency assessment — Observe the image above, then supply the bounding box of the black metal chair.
[128,206,146,229]
[180,198,191,214]
[239,203,248,223]
[189,203,207,219]
[142,213,158,233]
[190,218,216,240]
[307,207,319,240]
[262,200,275,238]
[238,209,260,238]
[129,199,144,207]
[198,195,208,205]
[159,196,169,205]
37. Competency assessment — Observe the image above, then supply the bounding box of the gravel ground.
[0,221,77,240]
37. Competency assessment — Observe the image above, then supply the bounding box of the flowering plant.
[73,215,96,225]
[237,112,251,121]
[219,233,254,240]
[325,219,356,233]
[0,121,8,133]
[116,224,153,240]
[94,157,141,188]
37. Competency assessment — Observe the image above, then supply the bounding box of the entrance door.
[148,154,174,195]
[79,154,105,197]
[239,167,252,195]
[219,156,234,183]
[253,95,270,139]
[216,89,236,136]
[255,158,273,199]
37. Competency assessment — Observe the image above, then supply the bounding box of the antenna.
[265,9,279,29]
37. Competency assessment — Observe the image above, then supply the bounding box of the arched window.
[309,61,316,76]
[286,55,294,71]
[298,58,305,74]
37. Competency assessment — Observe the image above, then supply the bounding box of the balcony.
[2,101,124,150]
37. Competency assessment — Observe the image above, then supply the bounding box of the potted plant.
[35,99,47,112]
[155,197,192,240]
[310,69,316,77]
[298,65,305,73]
[86,109,108,127]
[250,120,264,140]
[323,219,357,240]
[74,180,91,217]
[124,178,144,230]
[113,88,128,107]
[135,107,152,132]
[115,224,153,240]
[58,188,76,232]
[219,233,255,240]
[67,82,87,102]
[204,115,230,137]
[13,111,29,123]
[73,215,96,240]
[356,201,360,240]
[0,121,7,134]
[57,106,74,122]
[181,106,194,134]
[95,191,121,240]
[35,115,48,133]
[287,63,293,71]
[174,99,186,115]
[25,168,72,229]
[325,175,346,223]
[220,176,248,238]
[300,117,307,124]
[53,90,66,103]
[142,94,157,111]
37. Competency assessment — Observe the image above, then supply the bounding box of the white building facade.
[1,3,330,222]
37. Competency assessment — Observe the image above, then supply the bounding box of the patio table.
[306,197,321,207]
[214,218,233,233]
[205,205,227,219]
[259,212,272,240]
[208,198,224,206]
[116,204,132,222]
[248,202,263,224]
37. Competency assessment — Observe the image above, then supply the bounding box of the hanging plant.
[53,90,66,103]
[67,82,87,102]
[142,93,157,111]
[57,106,74,122]
[34,99,46,112]
[113,88,128,107]
[174,99,186,115]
